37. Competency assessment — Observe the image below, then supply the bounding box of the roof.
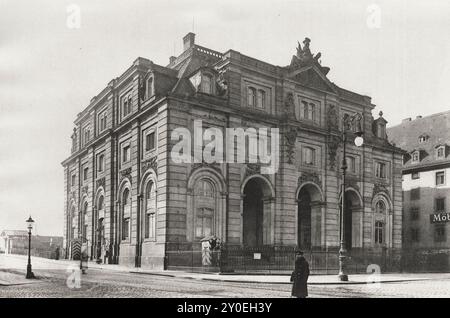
[387,110,450,168]
[0,230,28,237]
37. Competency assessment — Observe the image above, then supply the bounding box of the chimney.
[183,32,196,51]
[169,56,176,64]
[416,115,422,119]
[402,118,411,123]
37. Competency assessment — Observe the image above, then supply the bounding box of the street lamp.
[338,113,364,282]
[26,216,35,279]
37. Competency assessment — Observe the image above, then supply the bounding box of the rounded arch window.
[195,179,215,198]
[375,200,386,214]
[194,178,216,240]
[97,195,104,211]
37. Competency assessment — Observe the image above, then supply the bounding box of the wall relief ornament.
[327,135,340,171]
[96,177,105,190]
[284,92,295,115]
[285,128,297,164]
[344,177,360,191]
[245,163,261,179]
[81,185,88,195]
[192,162,222,174]
[120,167,132,183]
[327,104,339,131]
[141,157,158,175]
[298,171,322,189]
[373,183,389,198]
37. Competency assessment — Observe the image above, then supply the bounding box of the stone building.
[62,33,403,270]
[388,112,450,250]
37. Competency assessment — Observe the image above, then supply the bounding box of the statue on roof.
[290,37,329,75]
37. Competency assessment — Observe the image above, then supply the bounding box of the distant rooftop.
[387,110,450,168]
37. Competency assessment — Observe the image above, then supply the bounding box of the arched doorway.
[297,183,323,250]
[242,176,274,247]
[342,189,361,250]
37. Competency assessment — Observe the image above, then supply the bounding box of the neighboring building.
[62,33,403,271]
[0,230,63,259]
[388,112,450,250]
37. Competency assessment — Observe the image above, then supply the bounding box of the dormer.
[435,144,447,160]
[372,111,387,139]
[410,149,426,163]
[189,67,218,95]
[418,134,429,143]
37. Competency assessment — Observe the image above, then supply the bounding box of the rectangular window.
[377,124,386,139]
[412,152,420,162]
[122,218,129,240]
[436,171,445,186]
[83,167,88,181]
[201,74,213,94]
[375,162,387,179]
[122,145,131,164]
[437,147,445,158]
[307,103,316,121]
[410,188,420,200]
[411,172,420,180]
[82,126,91,146]
[97,154,104,173]
[98,110,107,133]
[435,198,445,212]
[301,101,308,119]
[411,228,420,243]
[302,147,316,166]
[256,90,266,109]
[434,225,446,243]
[122,93,132,119]
[410,207,419,221]
[247,87,256,107]
[71,174,76,187]
[145,131,156,152]
[346,156,356,173]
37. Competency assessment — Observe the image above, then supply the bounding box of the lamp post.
[338,113,364,282]
[26,216,35,279]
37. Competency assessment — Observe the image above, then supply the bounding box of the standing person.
[291,249,310,298]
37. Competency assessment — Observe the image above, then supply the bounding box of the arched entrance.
[342,189,362,250]
[242,176,274,247]
[297,183,323,250]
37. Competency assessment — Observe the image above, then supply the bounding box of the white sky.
[0,0,449,236]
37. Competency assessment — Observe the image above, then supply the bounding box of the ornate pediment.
[290,67,336,93]
[287,38,336,93]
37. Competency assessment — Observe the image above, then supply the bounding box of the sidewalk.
[1,253,449,285]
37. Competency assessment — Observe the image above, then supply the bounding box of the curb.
[128,270,432,285]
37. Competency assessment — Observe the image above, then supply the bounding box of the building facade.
[0,230,63,259]
[388,112,450,250]
[62,33,403,270]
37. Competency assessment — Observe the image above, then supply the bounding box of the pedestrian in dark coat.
[290,249,310,298]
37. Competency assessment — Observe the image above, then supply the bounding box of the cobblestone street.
[1,255,450,298]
